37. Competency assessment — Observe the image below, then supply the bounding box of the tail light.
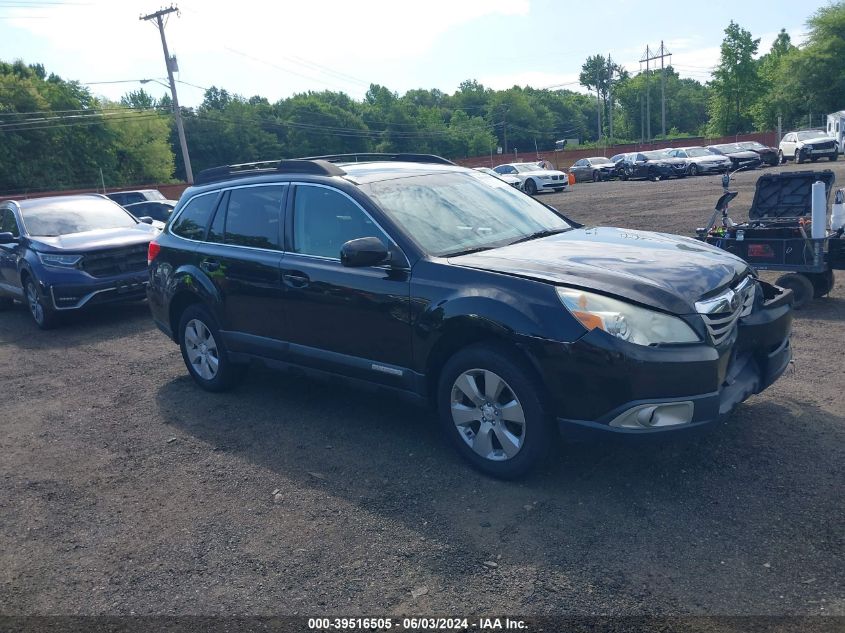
[147,240,161,264]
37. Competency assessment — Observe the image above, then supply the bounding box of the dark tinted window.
[207,191,228,244]
[223,185,284,250]
[171,193,218,240]
[293,186,387,259]
[1,209,20,236]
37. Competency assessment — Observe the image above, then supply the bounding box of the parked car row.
[0,154,794,479]
[566,130,838,184]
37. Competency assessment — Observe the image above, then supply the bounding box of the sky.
[1,0,833,107]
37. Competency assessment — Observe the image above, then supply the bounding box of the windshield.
[363,171,571,256]
[643,150,671,159]
[797,131,825,141]
[710,144,737,152]
[687,148,714,157]
[589,157,612,165]
[738,141,765,150]
[513,163,542,173]
[21,197,137,236]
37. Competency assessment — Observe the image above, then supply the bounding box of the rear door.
[200,184,288,347]
[279,183,413,387]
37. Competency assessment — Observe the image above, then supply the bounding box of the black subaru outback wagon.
[147,154,793,478]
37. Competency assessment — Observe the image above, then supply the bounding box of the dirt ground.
[1,161,843,619]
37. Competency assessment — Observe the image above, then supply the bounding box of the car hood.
[523,170,566,177]
[449,227,751,314]
[689,154,730,163]
[800,136,834,145]
[723,150,760,159]
[29,225,159,252]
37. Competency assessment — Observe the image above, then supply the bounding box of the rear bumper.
[526,284,793,435]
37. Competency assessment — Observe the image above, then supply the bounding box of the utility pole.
[501,105,508,154]
[141,5,193,183]
[607,54,614,146]
[640,43,671,142]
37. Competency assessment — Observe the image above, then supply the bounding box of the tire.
[811,156,819,163]
[178,304,247,392]
[807,270,835,298]
[796,148,805,164]
[688,164,699,176]
[775,273,815,309]
[829,154,838,162]
[23,275,58,329]
[650,170,661,182]
[524,178,538,195]
[777,150,785,165]
[591,170,601,182]
[437,343,553,479]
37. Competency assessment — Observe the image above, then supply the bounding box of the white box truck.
[826,111,845,153]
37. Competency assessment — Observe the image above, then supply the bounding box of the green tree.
[707,21,761,135]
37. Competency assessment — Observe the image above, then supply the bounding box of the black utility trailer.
[696,170,845,308]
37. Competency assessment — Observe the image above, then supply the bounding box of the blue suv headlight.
[36,252,83,268]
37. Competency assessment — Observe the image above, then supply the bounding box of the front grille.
[697,277,757,346]
[811,141,835,151]
[81,244,148,278]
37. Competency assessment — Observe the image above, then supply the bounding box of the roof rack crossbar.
[299,153,455,166]
[194,159,345,185]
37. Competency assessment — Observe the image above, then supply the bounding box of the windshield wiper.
[506,227,570,246]
[442,245,496,257]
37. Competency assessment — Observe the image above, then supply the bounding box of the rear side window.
[223,186,284,250]
[293,185,387,259]
[171,193,218,240]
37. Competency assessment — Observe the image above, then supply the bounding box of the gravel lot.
[1,161,843,618]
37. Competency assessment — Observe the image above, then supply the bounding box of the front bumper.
[539,180,567,191]
[526,284,792,435]
[697,161,730,174]
[45,272,149,310]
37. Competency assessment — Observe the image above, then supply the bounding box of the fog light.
[609,401,694,429]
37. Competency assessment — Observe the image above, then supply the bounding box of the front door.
[280,183,413,388]
[0,208,23,297]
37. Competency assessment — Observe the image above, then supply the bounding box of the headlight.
[37,252,82,268]
[556,287,700,346]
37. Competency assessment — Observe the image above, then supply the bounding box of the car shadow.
[156,365,845,614]
[0,300,155,350]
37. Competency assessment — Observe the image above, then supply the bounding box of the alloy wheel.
[184,318,220,380]
[26,281,44,325]
[450,368,526,461]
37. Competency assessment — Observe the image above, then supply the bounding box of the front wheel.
[830,154,838,162]
[523,178,538,195]
[688,164,699,176]
[438,344,553,479]
[796,148,805,164]
[178,304,247,391]
[24,276,58,329]
[592,170,601,182]
[807,270,835,298]
[777,150,785,164]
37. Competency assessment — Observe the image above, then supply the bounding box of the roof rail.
[194,159,345,186]
[299,153,456,166]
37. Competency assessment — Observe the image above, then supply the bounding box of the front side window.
[171,193,218,241]
[1,209,20,237]
[363,171,571,257]
[223,185,284,250]
[293,185,388,259]
[21,197,137,237]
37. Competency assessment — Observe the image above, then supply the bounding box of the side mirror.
[0,232,17,244]
[340,237,389,267]
[138,216,154,224]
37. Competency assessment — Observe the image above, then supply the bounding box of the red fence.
[456,131,780,170]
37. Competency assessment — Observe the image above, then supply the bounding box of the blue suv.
[0,194,160,329]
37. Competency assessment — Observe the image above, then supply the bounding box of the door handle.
[200,258,221,273]
[283,272,310,288]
